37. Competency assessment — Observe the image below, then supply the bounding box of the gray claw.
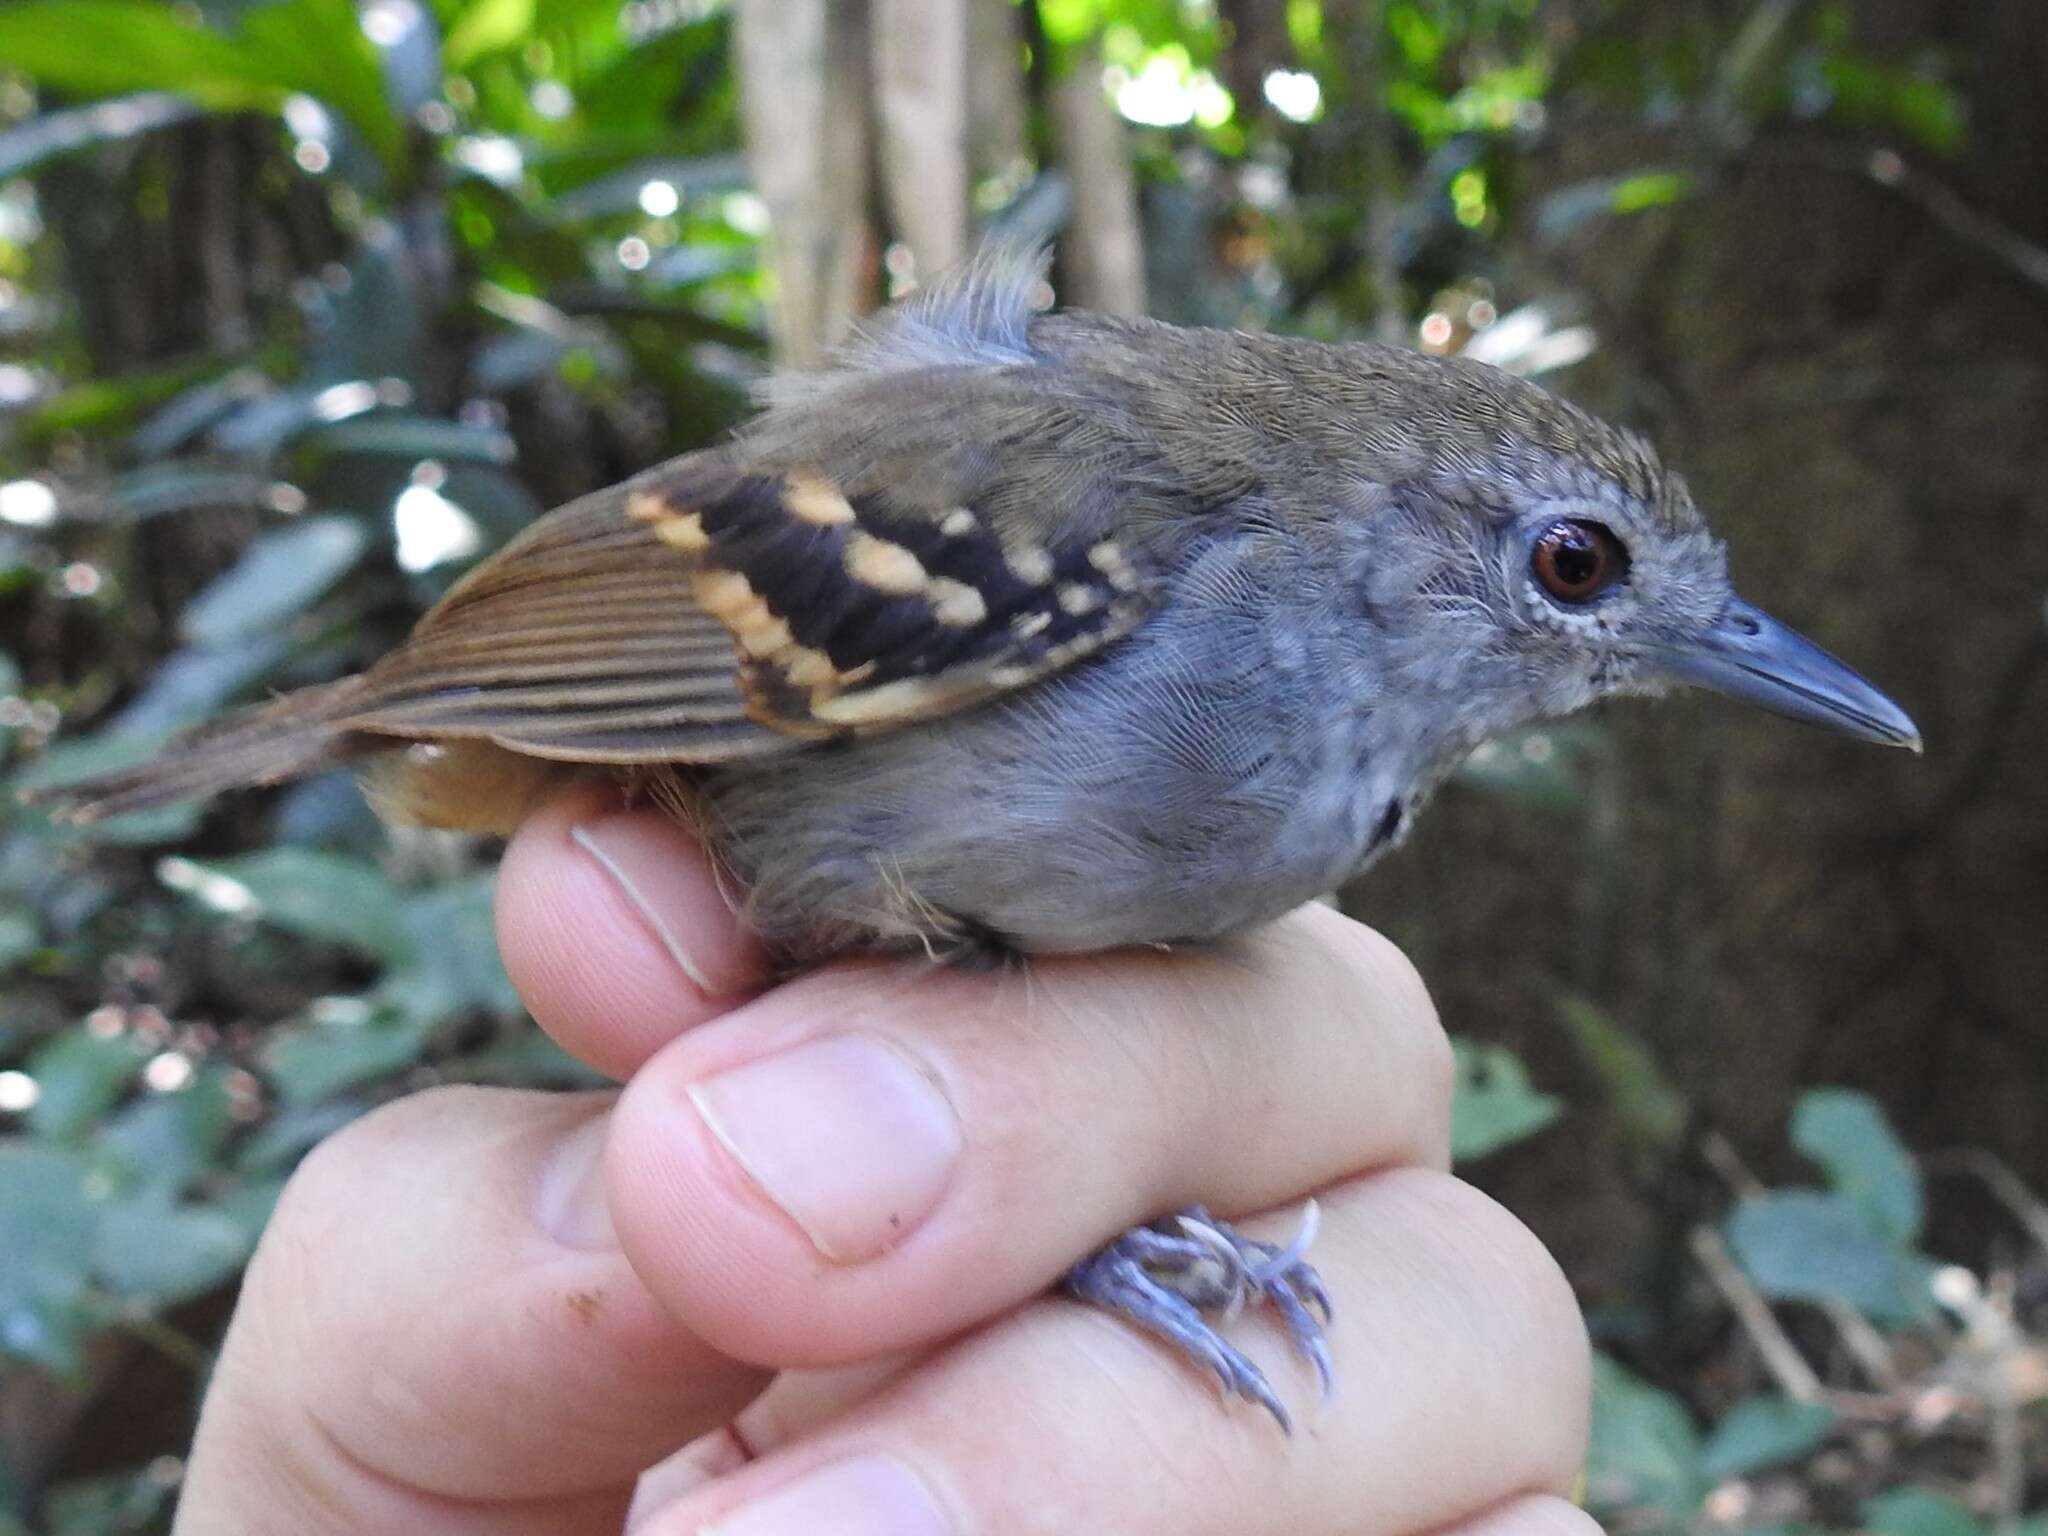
[1064,1202,1336,1431]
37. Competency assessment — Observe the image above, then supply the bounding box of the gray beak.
[1652,598,1922,751]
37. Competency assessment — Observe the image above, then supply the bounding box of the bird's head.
[1329,355,1921,761]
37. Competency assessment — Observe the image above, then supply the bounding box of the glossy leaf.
[97,1068,236,1196]
[178,516,370,647]
[1725,1190,1924,1321]
[1862,1490,1985,1536]
[1450,1039,1563,1162]
[0,1143,100,1373]
[167,847,414,961]
[1698,1394,1836,1481]
[263,1012,431,1105]
[1586,1354,1703,1519]
[1555,994,1689,1160]
[94,1187,252,1305]
[24,1030,151,1141]
[1791,1087,1923,1246]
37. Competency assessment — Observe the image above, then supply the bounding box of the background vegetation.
[0,0,2042,1530]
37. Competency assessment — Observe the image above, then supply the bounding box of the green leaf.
[450,1027,604,1088]
[389,872,519,1021]
[107,633,289,738]
[0,909,38,975]
[42,1466,175,1536]
[232,0,409,171]
[97,1068,235,1195]
[1698,1394,1835,1481]
[1586,1354,1703,1518]
[1537,169,1693,241]
[1450,1039,1562,1162]
[0,0,405,170]
[0,1142,100,1374]
[178,516,369,647]
[105,464,291,522]
[1862,1490,1985,1536]
[233,1099,365,1172]
[1791,1088,1922,1246]
[0,3,278,111]
[94,1188,251,1306]
[301,413,517,465]
[1611,171,1693,212]
[1554,994,1689,1159]
[1725,1190,1924,1321]
[444,0,536,66]
[263,1012,430,1104]
[24,1030,151,1141]
[166,847,414,961]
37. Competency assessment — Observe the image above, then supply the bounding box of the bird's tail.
[22,677,379,825]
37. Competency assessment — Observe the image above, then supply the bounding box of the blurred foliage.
[0,0,2033,1530]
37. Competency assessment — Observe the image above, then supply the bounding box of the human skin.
[172,784,1595,1535]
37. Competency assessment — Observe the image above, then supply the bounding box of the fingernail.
[534,1114,616,1249]
[572,814,747,996]
[702,1455,951,1536]
[688,1035,961,1263]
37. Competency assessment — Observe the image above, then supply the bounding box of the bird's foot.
[1063,1201,1333,1432]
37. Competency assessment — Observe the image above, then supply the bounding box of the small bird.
[33,249,1920,1425]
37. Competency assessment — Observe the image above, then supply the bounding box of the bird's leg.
[1062,1201,1334,1432]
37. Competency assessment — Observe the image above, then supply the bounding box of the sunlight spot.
[1263,69,1322,122]
[722,191,770,236]
[455,135,524,186]
[144,1051,195,1093]
[359,0,422,48]
[158,857,258,916]
[0,1071,38,1114]
[530,80,574,120]
[394,483,483,573]
[0,479,57,527]
[638,179,680,218]
[312,381,379,421]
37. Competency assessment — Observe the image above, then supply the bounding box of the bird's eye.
[1531,519,1626,604]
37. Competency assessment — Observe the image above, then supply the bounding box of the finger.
[636,1170,1591,1536]
[625,1361,920,1531]
[604,904,1453,1367]
[496,785,771,1080]
[179,1088,769,1535]
[1433,1496,1605,1536]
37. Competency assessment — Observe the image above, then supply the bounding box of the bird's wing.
[341,430,1158,764]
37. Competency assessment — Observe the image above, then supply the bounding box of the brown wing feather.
[330,449,1156,764]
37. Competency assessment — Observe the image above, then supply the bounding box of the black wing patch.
[622,456,1151,734]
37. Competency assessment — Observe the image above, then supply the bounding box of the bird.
[29,247,1921,1427]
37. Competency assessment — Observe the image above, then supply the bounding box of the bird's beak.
[1650,598,1922,752]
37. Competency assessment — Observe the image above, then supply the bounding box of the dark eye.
[1531,519,1626,604]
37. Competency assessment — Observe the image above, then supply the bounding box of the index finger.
[496,786,772,1080]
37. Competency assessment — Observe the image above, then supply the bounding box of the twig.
[1701,1131,1904,1393]
[1690,1223,1826,1403]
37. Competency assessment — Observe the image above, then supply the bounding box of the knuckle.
[1301,908,1454,1154]
[271,1087,489,1235]
[1423,1174,1592,1477]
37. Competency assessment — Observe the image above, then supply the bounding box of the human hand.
[174,784,1593,1535]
